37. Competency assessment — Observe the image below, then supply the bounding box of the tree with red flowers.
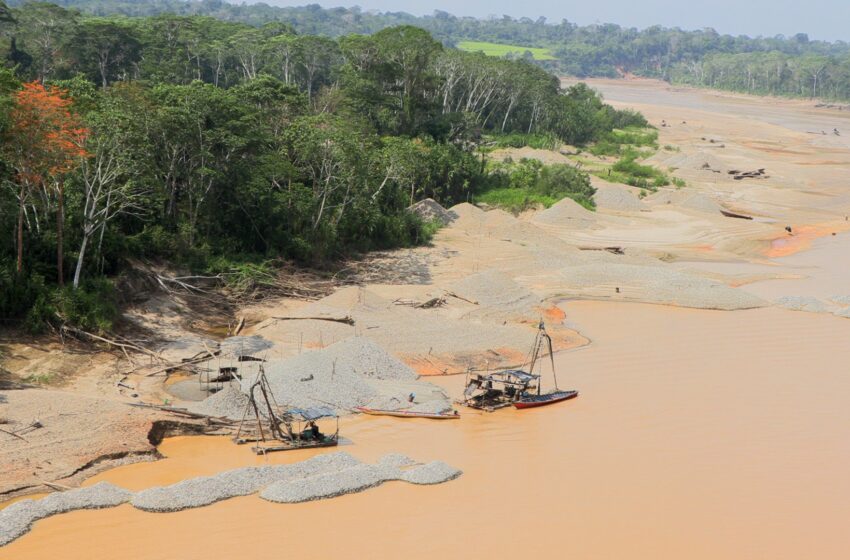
[3,81,88,284]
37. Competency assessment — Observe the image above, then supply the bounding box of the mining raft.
[234,366,339,455]
[462,321,578,411]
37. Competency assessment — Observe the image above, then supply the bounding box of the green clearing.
[457,41,556,61]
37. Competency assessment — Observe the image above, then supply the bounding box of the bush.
[25,278,118,334]
[489,132,561,151]
[534,164,596,208]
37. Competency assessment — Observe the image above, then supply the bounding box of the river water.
[3,298,850,560]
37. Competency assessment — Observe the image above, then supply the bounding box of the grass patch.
[475,159,596,213]
[457,40,556,61]
[475,187,559,213]
[485,132,561,151]
[610,154,670,190]
[588,127,658,157]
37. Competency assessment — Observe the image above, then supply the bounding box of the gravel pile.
[0,482,131,546]
[828,295,850,306]
[407,400,454,414]
[248,337,424,412]
[260,463,397,504]
[0,453,461,546]
[400,461,463,485]
[220,335,274,357]
[409,198,457,226]
[774,296,833,314]
[260,455,462,504]
[187,382,251,420]
[378,454,418,469]
[364,395,407,410]
[448,202,485,223]
[532,197,596,226]
[559,262,766,310]
[593,183,646,212]
[131,453,361,512]
[448,269,540,315]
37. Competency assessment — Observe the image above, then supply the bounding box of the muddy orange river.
[4,295,850,559]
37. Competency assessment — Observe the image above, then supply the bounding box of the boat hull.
[355,407,460,419]
[514,390,579,409]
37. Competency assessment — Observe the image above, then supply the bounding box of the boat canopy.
[290,406,337,420]
[486,369,540,382]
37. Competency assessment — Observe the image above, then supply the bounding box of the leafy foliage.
[0,3,642,328]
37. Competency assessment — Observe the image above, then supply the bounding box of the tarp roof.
[484,369,539,382]
[290,406,337,420]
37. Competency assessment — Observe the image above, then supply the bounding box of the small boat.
[355,407,460,420]
[463,321,578,412]
[514,390,579,409]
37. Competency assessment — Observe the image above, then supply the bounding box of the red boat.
[514,390,578,409]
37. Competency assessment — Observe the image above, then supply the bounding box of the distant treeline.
[0,1,643,330]
[12,0,850,101]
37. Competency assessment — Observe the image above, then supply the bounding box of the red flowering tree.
[4,81,88,284]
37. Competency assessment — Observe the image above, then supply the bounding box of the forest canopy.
[12,0,850,100]
[0,1,645,330]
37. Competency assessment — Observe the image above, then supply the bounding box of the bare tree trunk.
[56,179,64,287]
[16,184,25,274]
[73,233,88,289]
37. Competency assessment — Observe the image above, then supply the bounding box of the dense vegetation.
[0,1,644,330]
[15,0,850,101]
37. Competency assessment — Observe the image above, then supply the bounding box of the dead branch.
[444,291,478,305]
[271,315,355,326]
[0,427,27,442]
[38,479,74,491]
[143,353,215,377]
[61,326,161,360]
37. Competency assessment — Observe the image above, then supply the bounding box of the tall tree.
[3,81,87,281]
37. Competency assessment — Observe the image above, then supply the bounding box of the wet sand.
[4,301,850,560]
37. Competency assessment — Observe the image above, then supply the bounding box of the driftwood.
[393,297,447,309]
[728,168,768,181]
[578,246,625,255]
[720,209,754,220]
[271,315,355,326]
